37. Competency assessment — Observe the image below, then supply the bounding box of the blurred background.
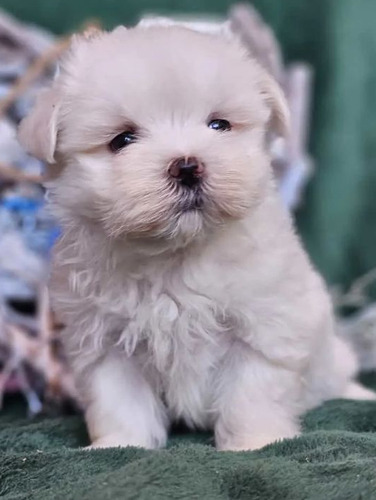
[0,0,375,415]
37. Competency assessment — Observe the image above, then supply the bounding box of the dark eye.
[109,130,137,152]
[208,119,232,132]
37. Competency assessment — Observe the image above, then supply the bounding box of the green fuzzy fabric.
[0,374,375,499]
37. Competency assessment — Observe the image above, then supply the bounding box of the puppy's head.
[19,24,288,247]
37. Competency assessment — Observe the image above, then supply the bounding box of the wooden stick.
[0,36,71,117]
[0,20,102,118]
[284,63,313,162]
[0,7,53,57]
[229,3,284,83]
[0,161,43,184]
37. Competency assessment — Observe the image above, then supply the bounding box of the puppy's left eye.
[208,119,232,132]
[109,130,137,152]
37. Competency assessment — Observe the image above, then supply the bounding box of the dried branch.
[229,3,284,83]
[0,161,43,184]
[0,20,102,118]
[0,36,71,117]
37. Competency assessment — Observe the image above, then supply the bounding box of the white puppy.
[19,23,374,451]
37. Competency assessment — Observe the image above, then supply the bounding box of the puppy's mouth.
[176,186,205,213]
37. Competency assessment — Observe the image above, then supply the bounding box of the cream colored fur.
[19,22,374,451]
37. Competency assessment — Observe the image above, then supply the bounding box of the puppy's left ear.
[260,72,290,137]
[18,85,61,164]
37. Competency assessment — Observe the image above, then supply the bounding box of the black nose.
[168,157,205,188]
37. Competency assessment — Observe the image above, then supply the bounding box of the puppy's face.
[19,26,288,247]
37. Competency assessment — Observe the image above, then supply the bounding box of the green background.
[2,0,376,295]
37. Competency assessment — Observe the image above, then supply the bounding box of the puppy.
[19,22,374,450]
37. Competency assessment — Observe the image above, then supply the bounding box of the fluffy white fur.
[19,22,374,451]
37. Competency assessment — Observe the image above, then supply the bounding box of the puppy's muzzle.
[168,157,205,188]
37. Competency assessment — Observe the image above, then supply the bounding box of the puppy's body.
[19,24,373,450]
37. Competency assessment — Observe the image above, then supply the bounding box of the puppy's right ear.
[18,85,61,164]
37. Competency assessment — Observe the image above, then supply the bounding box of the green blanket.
[1,373,376,500]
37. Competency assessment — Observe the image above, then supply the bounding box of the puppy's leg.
[305,335,376,407]
[214,345,301,451]
[84,353,167,449]
[343,382,376,400]
[333,337,376,401]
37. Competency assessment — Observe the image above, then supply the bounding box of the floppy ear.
[18,26,104,165]
[260,71,290,138]
[18,85,61,164]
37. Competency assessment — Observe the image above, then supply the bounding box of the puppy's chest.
[119,283,229,426]
[116,280,228,370]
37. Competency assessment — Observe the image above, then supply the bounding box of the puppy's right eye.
[109,131,137,152]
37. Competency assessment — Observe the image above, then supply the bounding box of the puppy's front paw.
[85,436,125,450]
[216,423,301,452]
[84,433,151,450]
[217,432,301,451]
